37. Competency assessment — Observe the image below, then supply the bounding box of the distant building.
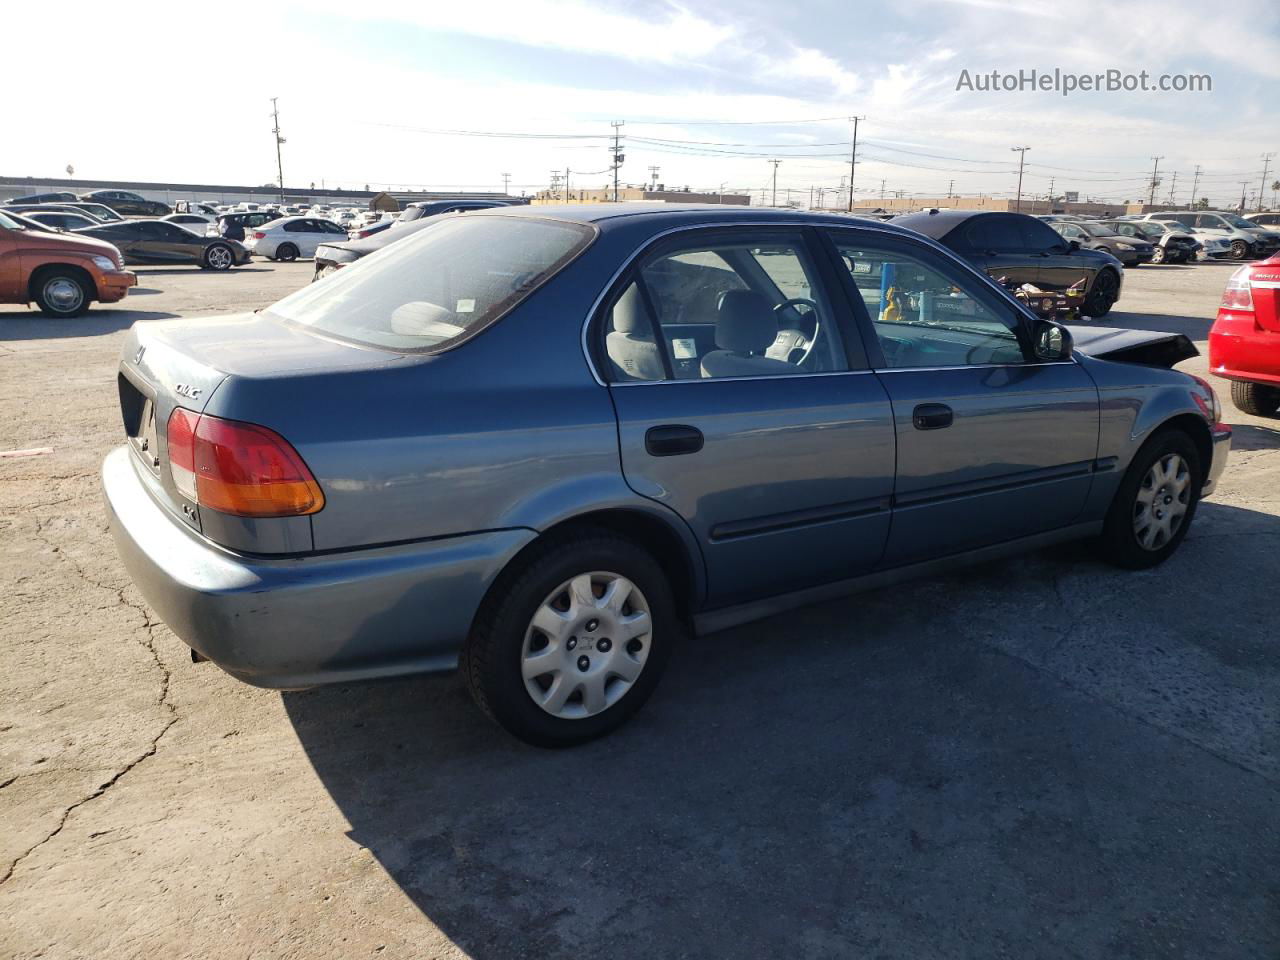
[532,186,750,206]
[0,175,514,210]
[850,195,1131,218]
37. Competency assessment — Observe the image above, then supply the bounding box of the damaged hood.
[1066,325,1198,368]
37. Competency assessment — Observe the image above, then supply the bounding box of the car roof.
[885,209,993,240]
[463,202,928,239]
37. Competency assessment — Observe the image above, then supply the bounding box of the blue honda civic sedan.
[103,205,1231,745]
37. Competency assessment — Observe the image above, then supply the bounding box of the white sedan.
[243,216,349,261]
[163,213,216,236]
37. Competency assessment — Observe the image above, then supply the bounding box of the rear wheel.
[275,243,299,262]
[1230,380,1280,417]
[203,243,234,271]
[33,270,91,317]
[1096,429,1201,569]
[1083,269,1120,317]
[461,530,677,747]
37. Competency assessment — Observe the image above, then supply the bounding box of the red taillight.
[1220,266,1254,312]
[253,231,266,240]
[165,408,323,517]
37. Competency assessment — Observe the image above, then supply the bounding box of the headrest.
[612,284,652,336]
[715,290,776,353]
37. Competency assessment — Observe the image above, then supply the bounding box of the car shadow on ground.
[0,309,176,340]
[282,502,1280,959]
[129,267,273,276]
[1227,421,1280,451]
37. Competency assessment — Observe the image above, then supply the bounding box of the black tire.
[32,270,91,317]
[1230,380,1280,417]
[1083,268,1120,317]
[461,529,678,747]
[1230,239,1249,260]
[203,243,235,271]
[275,243,299,262]
[1096,429,1202,570]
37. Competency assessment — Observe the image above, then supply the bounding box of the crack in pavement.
[1,517,178,888]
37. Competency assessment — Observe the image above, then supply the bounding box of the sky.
[9,0,1280,207]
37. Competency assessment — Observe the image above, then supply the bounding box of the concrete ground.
[1,259,1276,960]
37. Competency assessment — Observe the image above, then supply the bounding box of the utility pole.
[1011,146,1031,213]
[1259,153,1275,213]
[610,121,625,202]
[1166,170,1178,205]
[1239,181,1251,213]
[647,165,660,191]
[565,167,571,205]
[1147,156,1163,208]
[549,170,561,201]
[947,179,955,198]
[1189,165,1202,209]
[769,159,781,207]
[501,172,511,195]
[879,178,886,201]
[270,97,285,204]
[846,115,864,212]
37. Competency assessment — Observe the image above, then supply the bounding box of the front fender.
[1077,353,1214,518]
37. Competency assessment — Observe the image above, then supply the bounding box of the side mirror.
[1034,321,1072,362]
[1068,239,1081,251]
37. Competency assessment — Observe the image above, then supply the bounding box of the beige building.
[849,196,1136,218]
[532,186,750,206]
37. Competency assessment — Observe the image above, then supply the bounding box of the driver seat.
[701,290,793,378]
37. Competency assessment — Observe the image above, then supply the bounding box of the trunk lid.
[117,313,408,544]
[1248,260,1280,333]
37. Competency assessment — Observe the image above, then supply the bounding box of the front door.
[824,229,1100,567]
[600,228,897,607]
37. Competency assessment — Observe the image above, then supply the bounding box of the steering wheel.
[768,297,821,366]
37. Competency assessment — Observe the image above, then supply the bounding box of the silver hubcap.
[1133,453,1190,551]
[208,247,232,268]
[44,278,83,312]
[522,571,652,719]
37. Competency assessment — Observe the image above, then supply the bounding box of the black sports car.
[78,190,171,217]
[76,220,250,270]
[892,210,1126,316]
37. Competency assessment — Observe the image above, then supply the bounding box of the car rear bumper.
[102,445,535,688]
[1208,313,1280,386]
[98,270,137,302]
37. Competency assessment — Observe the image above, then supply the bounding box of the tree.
[1194,196,1210,210]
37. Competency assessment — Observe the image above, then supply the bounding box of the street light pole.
[1010,146,1030,213]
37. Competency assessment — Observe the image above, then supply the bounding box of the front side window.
[829,234,1027,369]
[268,215,594,352]
[602,232,847,382]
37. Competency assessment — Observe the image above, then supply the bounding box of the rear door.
[824,228,1100,567]
[955,214,1041,288]
[601,226,897,607]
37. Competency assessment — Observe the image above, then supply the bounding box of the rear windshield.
[267,215,595,352]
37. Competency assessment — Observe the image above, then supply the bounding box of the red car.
[1209,252,1280,416]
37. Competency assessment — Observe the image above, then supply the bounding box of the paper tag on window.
[671,338,697,359]
[456,298,476,313]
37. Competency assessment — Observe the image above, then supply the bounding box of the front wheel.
[461,530,678,747]
[1230,240,1249,260]
[1083,269,1120,317]
[34,271,91,317]
[203,243,234,271]
[1230,380,1280,417]
[1096,430,1201,569]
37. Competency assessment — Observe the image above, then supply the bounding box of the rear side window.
[268,215,594,352]
[965,216,1022,253]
